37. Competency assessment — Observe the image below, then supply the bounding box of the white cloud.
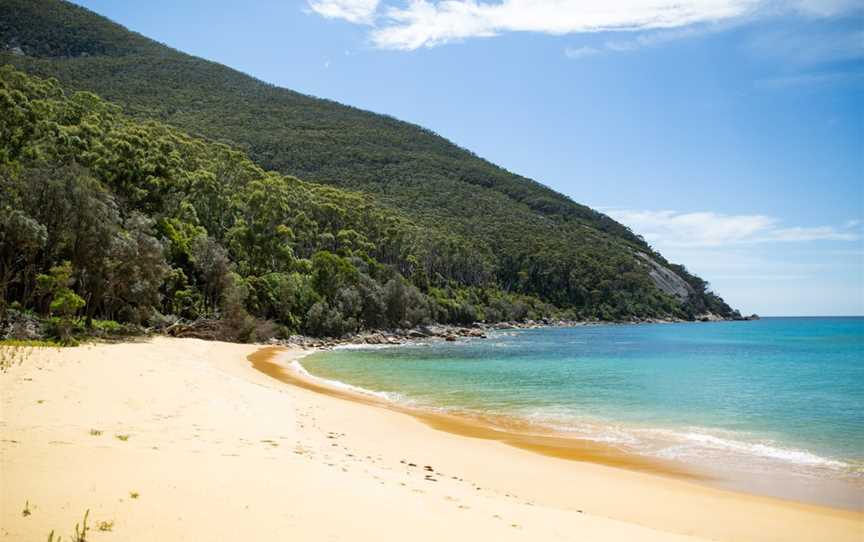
[768,225,859,242]
[306,0,861,51]
[605,209,858,248]
[369,0,759,50]
[308,0,381,24]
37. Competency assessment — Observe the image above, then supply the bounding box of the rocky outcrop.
[635,252,695,303]
[697,313,724,322]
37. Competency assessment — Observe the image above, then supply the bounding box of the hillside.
[0,0,738,339]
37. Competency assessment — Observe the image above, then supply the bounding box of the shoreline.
[2,338,860,541]
[249,346,705,480]
[263,316,757,350]
[264,346,864,512]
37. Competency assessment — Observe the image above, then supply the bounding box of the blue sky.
[72,0,863,315]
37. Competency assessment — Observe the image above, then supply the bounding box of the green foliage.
[0,0,738,324]
[0,5,738,338]
[0,208,47,316]
[36,262,84,341]
[0,63,736,337]
[311,251,359,300]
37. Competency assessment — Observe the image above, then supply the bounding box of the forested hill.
[0,0,739,341]
[0,0,630,239]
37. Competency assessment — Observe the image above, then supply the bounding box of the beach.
[1,337,860,541]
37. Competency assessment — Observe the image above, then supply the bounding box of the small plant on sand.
[48,509,90,542]
[96,519,114,532]
[0,341,65,373]
[22,500,31,517]
[114,434,130,441]
[89,429,102,436]
[72,509,90,542]
[0,344,30,371]
[129,491,139,499]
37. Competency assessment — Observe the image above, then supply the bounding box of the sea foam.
[289,359,407,403]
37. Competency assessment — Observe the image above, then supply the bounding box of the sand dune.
[1,338,860,541]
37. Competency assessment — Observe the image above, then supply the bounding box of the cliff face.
[636,253,696,304]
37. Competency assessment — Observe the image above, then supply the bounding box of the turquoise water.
[299,318,864,493]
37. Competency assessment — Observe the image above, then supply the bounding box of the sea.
[296,317,864,509]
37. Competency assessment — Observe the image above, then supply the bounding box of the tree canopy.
[0,0,738,339]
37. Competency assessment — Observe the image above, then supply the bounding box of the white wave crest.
[288,359,406,403]
[646,428,849,469]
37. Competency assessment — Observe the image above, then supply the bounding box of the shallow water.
[300,317,864,507]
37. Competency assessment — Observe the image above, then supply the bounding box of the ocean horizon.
[298,317,864,509]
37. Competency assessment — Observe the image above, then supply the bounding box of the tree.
[191,235,233,313]
[36,261,85,341]
[0,207,47,316]
[311,251,358,300]
[102,213,169,324]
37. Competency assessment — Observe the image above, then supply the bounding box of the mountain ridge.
[0,0,740,340]
[0,0,643,243]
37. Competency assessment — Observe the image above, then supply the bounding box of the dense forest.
[0,0,738,342]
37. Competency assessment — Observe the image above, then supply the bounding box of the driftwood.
[163,318,227,340]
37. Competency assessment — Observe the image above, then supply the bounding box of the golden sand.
[1,338,860,541]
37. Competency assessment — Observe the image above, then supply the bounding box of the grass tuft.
[73,509,89,542]
[48,509,90,542]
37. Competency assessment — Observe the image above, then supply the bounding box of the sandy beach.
[1,338,860,541]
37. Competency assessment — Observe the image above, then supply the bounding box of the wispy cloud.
[305,0,861,51]
[563,22,726,59]
[370,0,758,50]
[603,24,712,52]
[605,209,859,248]
[564,46,600,59]
[308,0,380,25]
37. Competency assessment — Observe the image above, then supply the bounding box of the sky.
[71,0,864,316]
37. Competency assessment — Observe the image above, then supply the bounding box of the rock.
[416,325,435,336]
[445,335,457,342]
[635,252,696,303]
[365,333,385,344]
[696,313,724,322]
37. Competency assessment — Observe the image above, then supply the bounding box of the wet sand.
[249,346,704,478]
